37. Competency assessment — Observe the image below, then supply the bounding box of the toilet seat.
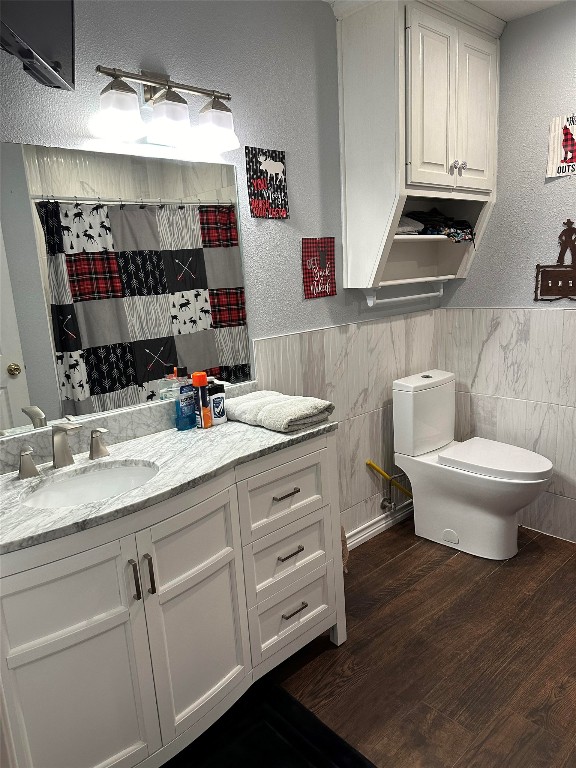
[438,437,553,482]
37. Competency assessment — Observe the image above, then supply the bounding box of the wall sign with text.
[534,218,576,302]
[245,146,289,219]
[546,113,576,178]
[302,237,336,299]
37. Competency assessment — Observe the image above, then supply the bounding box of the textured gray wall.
[443,1,576,308]
[0,0,390,339]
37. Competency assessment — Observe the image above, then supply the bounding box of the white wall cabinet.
[337,0,501,294]
[1,433,345,768]
[407,6,497,193]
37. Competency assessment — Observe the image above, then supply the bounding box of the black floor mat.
[165,681,376,768]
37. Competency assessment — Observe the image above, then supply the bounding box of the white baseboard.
[346,505,413,550]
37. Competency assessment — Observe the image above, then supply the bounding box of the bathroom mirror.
[0,143,250,434]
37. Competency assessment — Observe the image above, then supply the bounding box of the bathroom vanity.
[0,423,345,768]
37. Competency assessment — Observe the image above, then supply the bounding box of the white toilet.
[392,370,553,560]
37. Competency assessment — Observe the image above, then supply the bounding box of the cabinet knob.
[452,160,460,169]
[7,362,22,377]
[461,161,468,171]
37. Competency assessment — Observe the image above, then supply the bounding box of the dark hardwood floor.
[273,519,576,768]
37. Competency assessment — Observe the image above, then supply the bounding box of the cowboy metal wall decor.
[534,218,576,302]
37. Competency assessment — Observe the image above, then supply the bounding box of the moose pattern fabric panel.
[36,201,250,415]
[59,202,115,254]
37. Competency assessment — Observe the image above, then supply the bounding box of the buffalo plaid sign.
[546,113,576,178]
[302,238,336,300]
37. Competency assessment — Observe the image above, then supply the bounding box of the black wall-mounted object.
[0,0,75,90]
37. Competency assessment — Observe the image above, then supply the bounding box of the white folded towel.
[225,390,335,433]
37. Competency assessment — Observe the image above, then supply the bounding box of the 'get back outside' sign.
[546,113,576,178]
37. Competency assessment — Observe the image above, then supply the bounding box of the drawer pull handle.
[273,486,301,503]
[143,553,157,595]
[128,559,142,601]
[282,601,309,621]
[278,545,305,563]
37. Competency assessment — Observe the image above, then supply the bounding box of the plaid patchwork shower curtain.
[36,201,250,416]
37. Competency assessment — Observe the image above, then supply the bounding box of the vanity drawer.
[248,561,335,665]
[237,450,328,543]
[243,506,331,607]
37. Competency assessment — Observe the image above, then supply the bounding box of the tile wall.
[253,310,439,534]
[254,308,575,543]
[439,308,575,543]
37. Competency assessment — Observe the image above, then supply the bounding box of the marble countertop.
[0,420,337,555]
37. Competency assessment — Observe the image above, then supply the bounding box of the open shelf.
[393,234,467,243]
[378,274,456,287]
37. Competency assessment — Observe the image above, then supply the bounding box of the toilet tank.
[393,370,455,456]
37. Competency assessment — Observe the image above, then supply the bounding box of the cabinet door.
[0,538,161,768]
[455,31,498,192]
[136,488,250,744]
[407,7,458,187]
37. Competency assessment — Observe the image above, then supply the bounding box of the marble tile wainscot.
[253,310,440,541]
[254,308,575,545]
[0,380,258,475]
[438,307,575,542]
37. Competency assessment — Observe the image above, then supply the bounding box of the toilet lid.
[438,437,553,481]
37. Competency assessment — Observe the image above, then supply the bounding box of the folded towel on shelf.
[396,215,425,234]
[225,390,335,433]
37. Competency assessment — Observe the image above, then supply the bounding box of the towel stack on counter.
[226,390,335,433]
[396,208,475,243]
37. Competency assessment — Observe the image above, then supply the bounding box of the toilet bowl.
[393,371,553,559]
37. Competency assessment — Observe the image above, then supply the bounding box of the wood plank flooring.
[273,520,576,768]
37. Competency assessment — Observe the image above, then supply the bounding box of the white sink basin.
[22,461,159,509]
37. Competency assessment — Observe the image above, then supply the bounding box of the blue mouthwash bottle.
[174,367,197,430]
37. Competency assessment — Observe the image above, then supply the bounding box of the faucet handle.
[53,422,82,434]
[19,445,40,479]
[89,428,110,460]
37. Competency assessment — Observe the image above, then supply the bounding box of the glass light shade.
[89,78,146,141]
[147,90,191,146]
[195,98,240,153]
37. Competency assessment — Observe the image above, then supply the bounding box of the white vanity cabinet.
[407,5,498,192]
[0,538,162,768]
[135,489,250,744]
[0,432,345,768]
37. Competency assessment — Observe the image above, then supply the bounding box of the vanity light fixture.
[89,77,146,141]
[93,66,240,152]
[194,97,241,153]
[147,89,191,146]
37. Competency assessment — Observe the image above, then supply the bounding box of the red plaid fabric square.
[209,288,246,327]
[302,237,336,299]
[66,252,123,302]
[199,205,239,248]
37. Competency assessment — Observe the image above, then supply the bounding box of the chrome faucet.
[52,423,82,469]
[22,406,47,428]
[19,445,40,479]
[89,428,110,460]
